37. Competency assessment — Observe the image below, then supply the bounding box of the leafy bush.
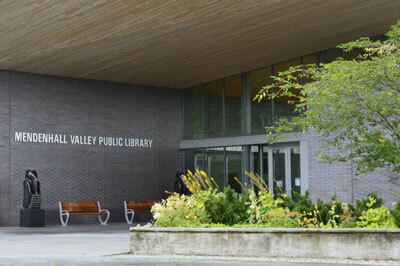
[356,207,396,228]
[204,186,249,225]
[296,209,319,228]
[248,188,285,224]
[152,170,396,229]
[277,191,316,227]
[390,201,400,228]
[349,192,383,221]
[338,220,357,228]
[246,172,285,225]
[263,208,299,228]
[278,191,314,214]
[339,204,356,226]
[315,194,343,226]
[151,191,210,227]
[292,191,315,214]
[277,193,295,211]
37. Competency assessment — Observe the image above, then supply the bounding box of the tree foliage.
[255,21,400,174]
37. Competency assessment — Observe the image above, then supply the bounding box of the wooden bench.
[124,200,156,224]
[59,201,110,226]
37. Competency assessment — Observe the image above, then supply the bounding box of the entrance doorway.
[184,143,303,195]
[250,145,301,195]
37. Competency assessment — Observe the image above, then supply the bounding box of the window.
[226,146,243,193]
[225,75,242,136]
[184,86,203,139]
[204,80,223,137]
[205,147,225,189]
[184,144,302,195]
[250,67,273,134]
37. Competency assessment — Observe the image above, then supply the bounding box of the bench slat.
[61,201,99,214]
[126,200,156,213]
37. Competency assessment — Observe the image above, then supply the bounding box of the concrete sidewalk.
[0,223,133,257]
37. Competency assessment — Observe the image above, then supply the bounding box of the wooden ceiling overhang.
[1,0,399,89]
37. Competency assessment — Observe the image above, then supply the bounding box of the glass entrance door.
[272,148,286,195]
[290,147,301,194]
[184,143,302,195]
[205,147,225,189]
[249,145,301,196]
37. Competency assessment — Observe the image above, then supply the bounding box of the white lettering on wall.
[13,132,154,149]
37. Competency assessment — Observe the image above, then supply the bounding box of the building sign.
[14,132,153,148]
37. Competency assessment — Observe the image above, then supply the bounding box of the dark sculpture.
[174,172,190,195]
[23,170,41,209]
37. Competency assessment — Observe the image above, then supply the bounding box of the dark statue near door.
[23,170,41,209]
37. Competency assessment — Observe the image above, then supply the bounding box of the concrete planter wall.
[130,227,400,260]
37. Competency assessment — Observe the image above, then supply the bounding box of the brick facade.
[307,129,400,206]
[1,70,398,227]
[0,71,183,226]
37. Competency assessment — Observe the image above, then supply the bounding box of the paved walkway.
[0,223,132,258]
[0,223,397,265]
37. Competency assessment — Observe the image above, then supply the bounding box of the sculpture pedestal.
[20,209,45,227]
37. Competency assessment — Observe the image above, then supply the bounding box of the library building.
[0,1,399,226]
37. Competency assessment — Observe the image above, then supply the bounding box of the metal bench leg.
[97,201,110,225]
[125,209,135,224]
[98,210,110,225]
[59,202,69,226]
[60,212,70,226]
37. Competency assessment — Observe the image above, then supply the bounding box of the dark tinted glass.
[226,146,243,193]
[272,148,286,194]
[184,86,203,139]
[205,147,225,190]
[204,80,223,137]
[225,75,242,136]
[250,67,273,134]
[290,147,301,194]
[262,146,269,188]
[184,148,205,172]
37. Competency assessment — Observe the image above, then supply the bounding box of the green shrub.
[350,192,383,221]
[356,207,396,228]
[152,171,396,229]
[339,204,356,226]
[248,188,285,224]
[277,193,295,210]
[315,194,344,226]
[292,191,315,214]
[338,220,357,228]
[390,201,400,228]
[204,186,249,225]
[263,208,299,228]
[151,191,210,227]
[278,190,314,214]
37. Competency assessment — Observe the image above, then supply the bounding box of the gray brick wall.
[307,129,400,206]
[0,71,183,226]
[0,71,10,226]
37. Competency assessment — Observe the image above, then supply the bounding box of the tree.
[255,20,400,174]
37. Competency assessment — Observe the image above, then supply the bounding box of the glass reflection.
[291,147,301,194]
[226,146,243,193]
[205,147,225,189]
[184,86,203,139]
[262,146,269,188]
[225,75,242,136]
[272,148,286,195]
[250,67,273,134]
[204,80,223,137]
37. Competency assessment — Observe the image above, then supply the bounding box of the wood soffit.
[0,0,399,89]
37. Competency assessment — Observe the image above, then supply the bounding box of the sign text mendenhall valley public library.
[14,132,153,148]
